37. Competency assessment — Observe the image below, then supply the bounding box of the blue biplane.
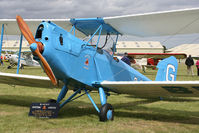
[1,8,199,121]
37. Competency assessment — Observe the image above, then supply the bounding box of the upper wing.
[127,53,187,59]
[100,81,199,97]
[104,8,199,37]
[0,19,85,37]
[1,8,199,37]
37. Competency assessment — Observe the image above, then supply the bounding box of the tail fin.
[155,56,178,81]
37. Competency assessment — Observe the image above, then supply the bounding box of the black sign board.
[29,103,59,118]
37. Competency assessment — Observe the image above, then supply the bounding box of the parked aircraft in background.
[0,8,199,121]
[1,50,13,62]
[129,53,187,72]
[0,50,40,68]
[7,52,40,69]
[117,53,187,72]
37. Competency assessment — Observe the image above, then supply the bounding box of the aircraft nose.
[29,41,44,56]
[16,15,57,86]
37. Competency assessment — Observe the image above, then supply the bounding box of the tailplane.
[155,56,178,81]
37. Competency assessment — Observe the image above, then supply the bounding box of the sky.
[1,0,199,48]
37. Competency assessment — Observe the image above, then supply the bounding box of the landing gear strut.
[84,87,114,122]
[54,84,114,122]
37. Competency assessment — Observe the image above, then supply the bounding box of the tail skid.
[155,56,178,81]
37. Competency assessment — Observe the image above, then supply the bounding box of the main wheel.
[7,65,12,69]
[47,99,57,103]
[99,103,114,122]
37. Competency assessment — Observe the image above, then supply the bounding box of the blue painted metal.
[57,85,68,103]
[74,26,75,36]
[16,34,23,74]
[59,88,81,108]
[67,91,88,102]
[0,24,4,63]
[70,18,120,36]
[32,21,152,92]
[155,56,178,81]
[35,21,151,90]
[107,110,112,120]
[99,87,107,105]
[94,50,151,82]
[84,88,100,113]
[30,43,37,52]
[70,25,75,34]
[70,25,76,36]
[86,25,102,45]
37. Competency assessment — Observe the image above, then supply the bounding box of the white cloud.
[1,0,199,18]
[1,0,199,48]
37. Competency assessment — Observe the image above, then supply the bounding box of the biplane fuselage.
[37,21,150,90]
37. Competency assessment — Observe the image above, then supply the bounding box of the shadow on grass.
[126,96,199,102]
[113,98,199,125]
[0,95,48,107]
[0,94,99,118]
[115,111,199,125]
[0,95,199,124]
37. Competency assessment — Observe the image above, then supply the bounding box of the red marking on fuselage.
[85,58,89,66]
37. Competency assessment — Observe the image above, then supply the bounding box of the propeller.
[16,15,57,86]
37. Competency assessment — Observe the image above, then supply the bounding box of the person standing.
[196,59,199,76]
[185,55,194,75]
[121,52,131,66]
[0,56,3,66]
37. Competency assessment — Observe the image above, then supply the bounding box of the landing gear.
[55,85,114,122]
[84,87,114,122]
[99,103,114,121]
[7,63,15,69]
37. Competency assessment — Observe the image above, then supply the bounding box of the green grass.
[0,62,199,133]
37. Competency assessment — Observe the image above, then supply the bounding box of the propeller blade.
[16,15,35,44]
[16,15,57,86]
[34,48,57,85]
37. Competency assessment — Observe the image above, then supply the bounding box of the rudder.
[155,56,178,81]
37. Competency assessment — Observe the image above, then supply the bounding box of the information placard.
[29,103,59,118]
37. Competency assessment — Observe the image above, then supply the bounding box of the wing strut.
[16,34,23,74]
[86,24,103,47]
[0,24,4,64]
[112,34,119,56]
[70,25,76,36]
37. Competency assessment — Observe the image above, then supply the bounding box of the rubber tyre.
[99,103,114,122]
[47,99,57,103]
[7,65,11,69]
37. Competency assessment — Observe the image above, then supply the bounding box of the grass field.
[1,62,199,133]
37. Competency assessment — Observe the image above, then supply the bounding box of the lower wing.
[1,72,199,97]
[0,72,57,88]
[100,81,199,97]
